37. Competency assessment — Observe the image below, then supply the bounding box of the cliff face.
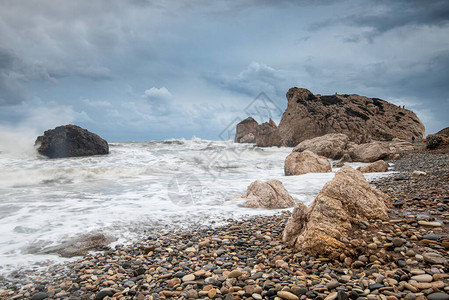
[235,88,425,147]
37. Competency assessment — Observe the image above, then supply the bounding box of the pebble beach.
[1,151,448,300]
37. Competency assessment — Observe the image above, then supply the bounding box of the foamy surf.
[0,138,391,278]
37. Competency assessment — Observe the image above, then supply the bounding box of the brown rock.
[282,166,391,257]
[234,117,258,143]
[292,133,350,160]
[275,88,424,146]
[243,179,295,209]
[277,291,299,300]
[255,119,282,147]
[284,150,332,176]
[357,160,389,173]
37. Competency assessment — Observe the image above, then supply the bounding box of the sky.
[0,0,448,142]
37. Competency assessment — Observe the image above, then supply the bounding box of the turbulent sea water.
[0,138,390,277]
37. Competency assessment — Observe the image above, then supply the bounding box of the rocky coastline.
[1,151,448,300]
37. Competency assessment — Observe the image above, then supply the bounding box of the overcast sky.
[0,0,448,142]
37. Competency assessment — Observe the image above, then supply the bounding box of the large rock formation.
[234,117,258,143]
[235,88,425,146]
[283,166,391,257]
[292,133,415,162]
[243,179,295,209]
[284,150,332,176]
[356,160,389,173]
[35,125,109,158]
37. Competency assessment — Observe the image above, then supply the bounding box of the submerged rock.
[243,179,295,209]
[35,124,109,158]
[284,150,331,176]
[283,166,391,257]
[39,233,115,257]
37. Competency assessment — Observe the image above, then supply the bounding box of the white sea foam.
[0,139,391,276]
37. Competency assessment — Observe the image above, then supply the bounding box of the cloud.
[82,98,112,108]
[142,87,173,100]
[141,87,174,115]
[207,62,295,97]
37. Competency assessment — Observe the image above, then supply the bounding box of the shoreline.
[1,151,448,299]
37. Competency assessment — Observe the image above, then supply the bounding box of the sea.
[0,138,391,280]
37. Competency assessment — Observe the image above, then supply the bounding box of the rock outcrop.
[356,160,389,173]
[236,88,425,146]
[284,150,331,176]
[436,127,449,137]
[234,117,258,143]
[243,179,295,209]
[292,133,415,163]
[255,119,282,147]
[283,166,391,257]
[35,125,109,158]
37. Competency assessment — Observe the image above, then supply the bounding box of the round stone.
[228,269,242,278]
[427,293,449,300]
[410,274,433,283]
[182,274,195,282]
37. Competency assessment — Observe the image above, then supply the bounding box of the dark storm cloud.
[0,0,448,139]
[352,0,449,32]
[310,0,449,39]
[0,47,24,105]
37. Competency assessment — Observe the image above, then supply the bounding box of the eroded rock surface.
[283,166,391,257]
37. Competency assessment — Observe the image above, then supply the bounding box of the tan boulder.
[293,133,350,160]
[350,141,390,162]
[350,139,415,162]
[356,160,389,173]
[284,150,331,176]
[234,117,258,143]
[243,179,295,209]
[282,166,391,257]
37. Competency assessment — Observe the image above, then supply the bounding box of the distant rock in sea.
[35,124,109,158]
[235,87,425,147]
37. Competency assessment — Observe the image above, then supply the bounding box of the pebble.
[423,252,447,265]
[228,269,242,278]
[278,290,300,300]
[418,221,442,227]
[30,292,49,300]
[410,274,433,283]
[427,293,449,300]
[182,274,195,282]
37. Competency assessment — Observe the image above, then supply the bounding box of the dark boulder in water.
[35,124,109,158]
